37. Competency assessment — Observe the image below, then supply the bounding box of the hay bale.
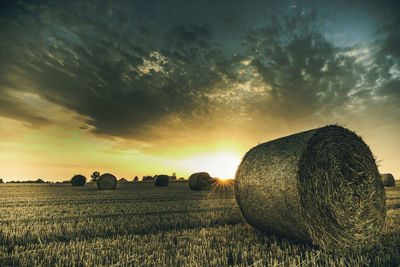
[189,172,213,190]
[235,125,386,252]
[155,175,169,186]
[97,173,117,190]
[71,174,86,186]
[381,173,395,187]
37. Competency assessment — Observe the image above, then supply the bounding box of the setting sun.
[179,151,242,180]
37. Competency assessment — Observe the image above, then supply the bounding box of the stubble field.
[0,182,399,266]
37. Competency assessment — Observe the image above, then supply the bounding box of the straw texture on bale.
[97,173,117,190]
[155,175,169,186]
[235,125,386,252]
[189,172,213,190]
[381,173,395,187]
[71,174,86,186]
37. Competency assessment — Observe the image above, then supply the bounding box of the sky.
[0,0,399,181]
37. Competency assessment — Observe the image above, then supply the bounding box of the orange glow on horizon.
[1,115,399,183]
[179,151,242,180]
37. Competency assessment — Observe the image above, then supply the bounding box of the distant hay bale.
[97,173,117,190]
[71,174,86,186]
[235,125,386,252]
[189,172,213,190]
[155,175,169,187]
[381,173,395,187]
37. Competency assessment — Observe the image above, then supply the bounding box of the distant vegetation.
[142,175,155,181]
[3,179,47,184]
[90,171,100,183]
[119,178,128,183]
[142,174,178,181]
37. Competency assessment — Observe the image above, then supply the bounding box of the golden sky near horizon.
[1,114,399,181]
[0,0,399,181]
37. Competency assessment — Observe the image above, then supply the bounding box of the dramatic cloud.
[0,0,399,144]
[0,91,51,127]
[1,0,399,181]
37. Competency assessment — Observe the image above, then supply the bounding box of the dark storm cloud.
[0,92,51,127]
[366,16,400,121]
[0,0,399,141]
[242,14,366,122]
[173,25,212,43]
[0,0,238,140]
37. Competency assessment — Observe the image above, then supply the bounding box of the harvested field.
[0,182,400,266]
[0,182,399,266]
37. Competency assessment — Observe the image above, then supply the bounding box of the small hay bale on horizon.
[97,173,117,190]
[155,175,169,187]
[189,172,213,190]
[235,125,386,252]
[71,174,86,186]
[381,173,395,187]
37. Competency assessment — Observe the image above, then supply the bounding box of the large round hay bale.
[155,175,169,186]
[381,173,395,187]
[71,174,86,186]
[189,172,213,190]
[235,125,386,252]
[97,173,117,190]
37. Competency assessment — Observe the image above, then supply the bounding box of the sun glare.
[179,151,242,179]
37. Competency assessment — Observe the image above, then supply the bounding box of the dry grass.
[0,182,399,266]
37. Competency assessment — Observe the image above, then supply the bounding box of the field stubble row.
[0,182,399,266]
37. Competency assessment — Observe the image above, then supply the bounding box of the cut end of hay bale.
[235,125,386,252]
[381,173,396,187]
[71,174,86,186]
[97,173,117,190]
[155,175,169,187]
[189,172,213,190]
